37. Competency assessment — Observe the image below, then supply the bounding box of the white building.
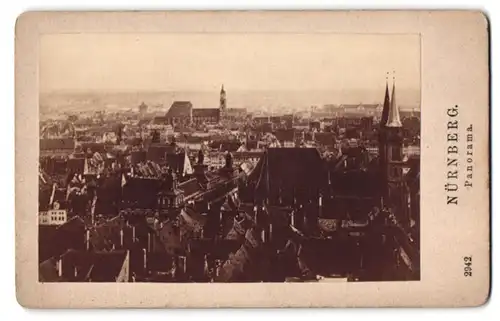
[39,201,68,226]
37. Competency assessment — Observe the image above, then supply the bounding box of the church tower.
[384,74,404,210]
[379,73,391,205]
[220,84,227,112]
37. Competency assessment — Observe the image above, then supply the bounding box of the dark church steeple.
[379,72,404,208]
[386,73,402,128]
[380,72,391,129]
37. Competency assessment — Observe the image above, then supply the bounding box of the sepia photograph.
[37,33,421,284]
[14,10,490,308]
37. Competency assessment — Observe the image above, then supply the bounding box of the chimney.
[179,256,187,274]
[57,258,63,278]
[203,254,209,276]
[318,196,323,218]
[120,228,124,248]
[132,226,136,242]
[147,233,151,252]
[215,260,222,277]
[86,229,90,251]
[143,248,147,271]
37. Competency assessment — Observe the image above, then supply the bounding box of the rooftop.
[166,101,193,118]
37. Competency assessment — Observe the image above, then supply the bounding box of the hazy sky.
[40,33,420,93]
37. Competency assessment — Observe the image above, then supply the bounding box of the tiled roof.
[192,108,220,118]
[74,118,94,126]
[67,157,85,173]
[178,178,203,199]
[329,167,381,197]
[177,135,204,144]
[80,142,107,154]
[90,250,129,282]
[122,177,160,209]
[166,101,193,118]
[274,128,295,142]
[225,214,254,242]
[209,140,242,152]
[340,104,360,109]
[39,187,52,211]
[137,119,151,126]
[294,237,363,277]
[38,217,86,263]
[152,116,167,125]
[131,161,168,178]
[314,132,335,146]
[40,138,75,151]
[215,227,262,282]
[130,150,147,164]
[250,148,328,197]
[39,249,129,282]
[245,140,258,150]
[146,144,177,163]
[165,152,187,174]
[39,257,61,282]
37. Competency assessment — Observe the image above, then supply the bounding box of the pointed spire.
[221,84,225,94]
[386,71,402,128]
[380,72,391,128]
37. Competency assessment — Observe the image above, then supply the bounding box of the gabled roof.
[179,207,207,235]
[38,217,86,263]
[166,101,193,118]
[192,108,220,118]
[39,249,129,282]
[39,257,61,282]
[90,250,128,282]
[40,138,75,151]
[249,148,328,197]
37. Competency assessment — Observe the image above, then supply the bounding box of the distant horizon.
[39,88,420,117]
[41,87,420,95]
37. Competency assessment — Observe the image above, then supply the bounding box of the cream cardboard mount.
[15,10,490,308]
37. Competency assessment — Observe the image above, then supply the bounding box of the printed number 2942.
[464,256,472,277]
